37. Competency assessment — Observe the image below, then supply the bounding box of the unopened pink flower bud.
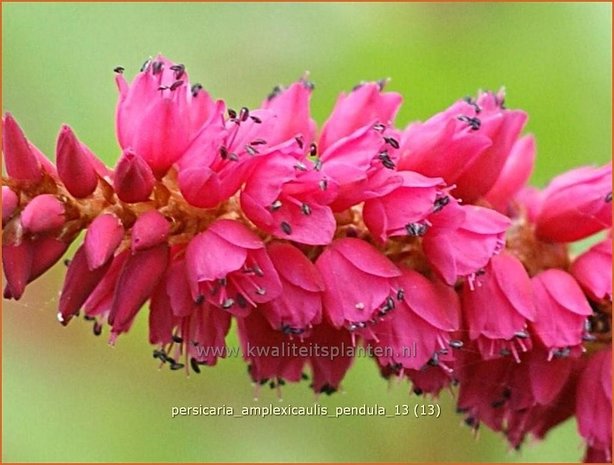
[2,241,33,300]
[56,125,99,198]
[20,194,65,233]
[131,210,170,252]
[2,113,43,182]
[84,213,125,269]
[114,149,155,203]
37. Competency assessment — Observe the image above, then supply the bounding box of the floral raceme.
[2,55,611,461]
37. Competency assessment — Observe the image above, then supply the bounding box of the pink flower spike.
[576,348,612,460]
[319,82,402,153]
[570,237,612,302]
[20,194,65,234]
[261,242,324,334]
[113,149,155,203]
[316,238,401,330]
[2,240,33,300]
[56,125,99,198]
[535,163,612,243]
[131,210,170,252]
[2,187,19,225]
[58,245,113,325]
[2,113,43,182]
[84,213,125,269]
[531,269,592,355]
[484,135,536,212]
[108,244,170,336]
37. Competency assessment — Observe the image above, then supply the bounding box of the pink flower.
[319,81,402,153]
[398,91,527,203]
[84,213,124,270]
[576,347,612,462]
[461,252,536,361]
[369,267,460,370]
[535,163,612,243]
[316,238,401,331]
[484,135,536,212]
[2,113,43,182]
[362,170,446,242]
[260,242,324,335]
[115,56,223,176]
[422,198,511,285]
[531,269,593,358]
[131,210,170,252]
[113,149,156,203]
[20,194,65,234]
[240,151,336,245]
[185,219,282,315]
[570,236,612,302]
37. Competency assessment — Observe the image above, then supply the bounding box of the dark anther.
[463,96,482,114]
[113,66,125,74]
[475,268,486,276]
[457,115,481,130]
[605,192,612,203]
[499,348,511,357]
[514,330,529,339]
[295,136,304,149]
[228,108,237,119]
[301,373,310,381]
[250,115,262,124]
[376,78,388,91]
[433,195,450,212]
[152,61,164,75]
[239,107,250,122]
[319,384,337,395]
[396,288,405,301]
[378,151,395,169]
[352,82,365,91]
[194,294,205,306]
[269,380,276,389]
[191,83,203,97]
[245,145,258,156]
[169,80,184,91]
[427,353,439,367]
[301,79,315,91]
[464,416,478,428]
[491,399,505,409]
[84,315,95,321]
[384,136,400,149]
[281,221,292,235]
[294,161,307,171]
[405,222,428,237]
[255,287,266,296]
[267,85,283,101]
[253,264,264,277]
[153,349,167,360]
[170,64,185,80]
[319,179,328,191]
[372,123,385,132]
[314,158,323,171]
[170,362,185,371]
[219,146,228,160]
[413,388,424,396]
[281,324,305,335]
[190,358,202,374]
[93,323,102,336]
[270,200,282,211]
[222,298,235,310]
[172,334,184,344]
[157,85,169,91]
[301,203,312,216]
[449,340,464,349]
[259,378,269,386]
[63,259,71,267]
[309,143,317,157]
[236,293,248,308]
[251,138,266,146]
[228,153,239,162]
[553,347,571,358]
[140,58,152,72]
[218,277,227,287]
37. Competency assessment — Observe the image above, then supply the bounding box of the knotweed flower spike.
[2,55,611,461]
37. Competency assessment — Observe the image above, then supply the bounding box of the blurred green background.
[2,2,611,463]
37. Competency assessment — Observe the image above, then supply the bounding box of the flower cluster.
[2,55,611,461]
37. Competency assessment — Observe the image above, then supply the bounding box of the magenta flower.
[576,347,612,461]
[397,90,527,203]
[422,198,511,285]
[461,252,536,361]
[531,270,593,358]
[571,235,612,303]
[115,55,223,176]
[535,163,612,242]
[113,149,156,203]
[185,219,282,315]
[316,238,401,331]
